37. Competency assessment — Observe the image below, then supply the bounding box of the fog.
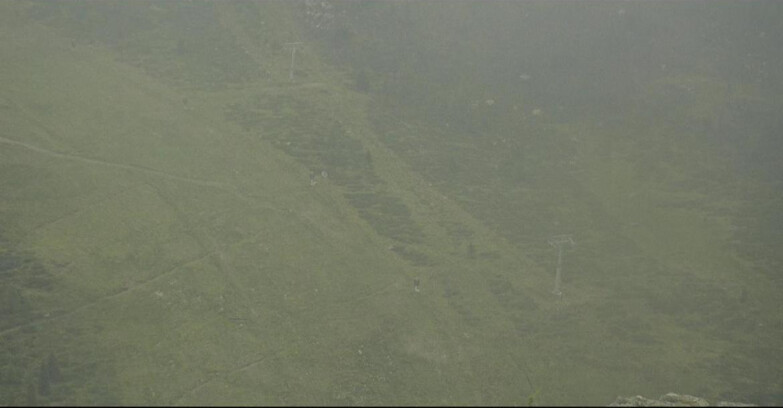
[1,1,781,405]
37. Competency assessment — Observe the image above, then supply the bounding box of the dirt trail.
[0,135,229,189]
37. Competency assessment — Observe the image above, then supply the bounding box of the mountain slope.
[1,2,781,406]
[0,3,552,405]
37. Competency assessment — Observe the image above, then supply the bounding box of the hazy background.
[1,1,781,405]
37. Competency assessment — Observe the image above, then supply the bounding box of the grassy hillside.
[0,2,781,406]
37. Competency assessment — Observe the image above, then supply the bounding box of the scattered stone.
[609,393,755,407]
[661,393,709,406]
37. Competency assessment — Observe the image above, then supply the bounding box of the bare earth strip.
[0,135,229,189]
[0,135,266,206]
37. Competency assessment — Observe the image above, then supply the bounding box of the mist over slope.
[0,2,781,405]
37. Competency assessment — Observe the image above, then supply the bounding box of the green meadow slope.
[0,2,781,406]
[0,3,550,405]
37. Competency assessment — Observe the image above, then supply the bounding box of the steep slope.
[1,2,781,406]
[0,2,550,405]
